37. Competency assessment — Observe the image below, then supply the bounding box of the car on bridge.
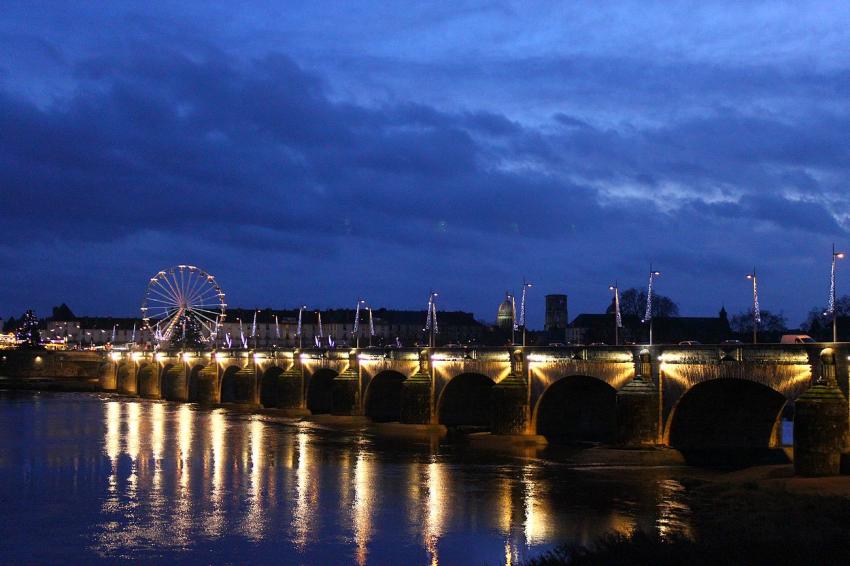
[780,334,816,344]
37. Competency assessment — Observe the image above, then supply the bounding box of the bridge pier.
[117,362,138,395]
[99,362,117,391]
[162,364,188,401]
[331,356,359,415]
[193,365,219,404]
[401,355,432,424]
[490,372,528,434]
[794,349,849,476]
[277,364,306,412]
[616,377,659,446]
[615,351,659,447]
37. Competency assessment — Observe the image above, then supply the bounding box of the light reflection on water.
[0,392,693,564]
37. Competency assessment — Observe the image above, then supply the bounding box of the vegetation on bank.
[524,478,850,565]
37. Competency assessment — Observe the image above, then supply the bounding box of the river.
[0,391,695,564]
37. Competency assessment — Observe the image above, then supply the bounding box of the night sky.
[2,2,848,328]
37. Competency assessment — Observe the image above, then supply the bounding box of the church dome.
[497,293,515,330]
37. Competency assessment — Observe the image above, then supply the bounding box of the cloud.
[0,3,849,326]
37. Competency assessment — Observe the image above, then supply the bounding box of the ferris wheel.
[141,265,227,345]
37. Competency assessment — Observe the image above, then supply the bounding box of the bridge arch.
[219,366,242,403]
[364,370,406,422]
[260,366,285,408]
[534,375,617,443]
[137,363,159,398]
[666,378,787,466]
[306,368,340,414]
[437,372,495,428]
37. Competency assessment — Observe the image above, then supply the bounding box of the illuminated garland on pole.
[643,264,662,345]
[828,244,846,342]
[315,311,324,347]
[353,299,363,346]
[425,291,439,347]
[828,250,837,317]
[609,283,622,345]
[239,319,248,349]
[746,269,761,344]
[520,279,532,346]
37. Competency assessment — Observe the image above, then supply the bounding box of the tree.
[51,303,76,321]
[802,294,850,335]
[170,312,205,350]
[606,288,680,318]
[16,310,42,348]
[3,316,17,333]
[730,309,787,334]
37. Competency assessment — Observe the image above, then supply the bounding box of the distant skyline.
[2,2,849,327]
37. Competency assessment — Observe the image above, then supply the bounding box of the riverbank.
[0,375,100,391]
[525,465,850,565]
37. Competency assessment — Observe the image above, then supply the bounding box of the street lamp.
[354,299,367,348]
[643,266,662,345]
[297,305,307,349]
[829,244,846,342]
[520,279,532,347]
[426,291,438,348]
[609,282,621,346]
[745,269,761,344]
[315,310,324,348]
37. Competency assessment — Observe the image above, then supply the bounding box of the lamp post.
[643,266,662,345]
[520,279,532,347]
[354,299,367,348]
[609,282,621,346]
[510,292,517,346]
[315,310,324,348]
[829,244,846,342]
[426,291,438,348]
[745,268,760,344]
[297,305,307,349]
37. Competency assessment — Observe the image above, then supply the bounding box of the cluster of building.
[11,292,743,350]
[38,308,490,349]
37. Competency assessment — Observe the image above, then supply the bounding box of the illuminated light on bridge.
[207,409,227,538]
[353,450,374,566]
[424,459,446,566]
[81,337,850,476]
[151,403,165,495]
[245,418,266,541]
[292,431,315,550]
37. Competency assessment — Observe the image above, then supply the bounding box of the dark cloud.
[0,3,848,326]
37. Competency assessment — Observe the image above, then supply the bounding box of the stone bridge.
[94,343,850,475]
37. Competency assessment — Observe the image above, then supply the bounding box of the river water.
[0,391,694,565]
